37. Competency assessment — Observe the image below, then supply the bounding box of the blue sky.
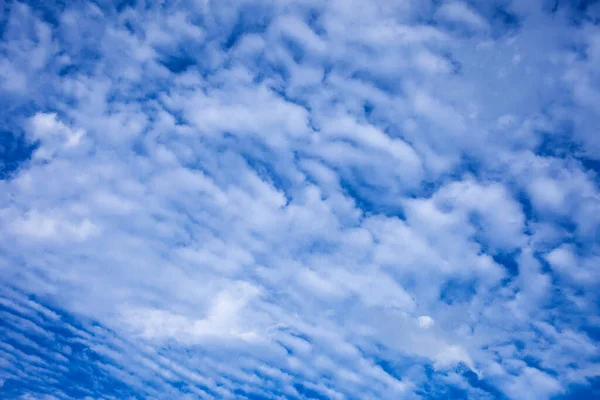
[1,0,600,399]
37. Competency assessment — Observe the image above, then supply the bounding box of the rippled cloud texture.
[1,0,600,399]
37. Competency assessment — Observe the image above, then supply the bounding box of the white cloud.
[504,367,564,400]
[10,209,99,242]
[27,113,86,160]
[417,315,435,329]
[435,1,490,32]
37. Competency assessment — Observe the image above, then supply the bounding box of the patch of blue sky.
[0,131,37,179]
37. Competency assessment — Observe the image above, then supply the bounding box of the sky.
[0,0,599,399]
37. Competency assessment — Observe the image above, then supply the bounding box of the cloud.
[435,1,490,33]
[0,0,599,399]
[417,315,435,329]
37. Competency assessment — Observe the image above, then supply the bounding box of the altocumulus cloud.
[0,0,600,399]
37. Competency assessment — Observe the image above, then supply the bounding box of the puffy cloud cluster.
[0,0,599,399]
